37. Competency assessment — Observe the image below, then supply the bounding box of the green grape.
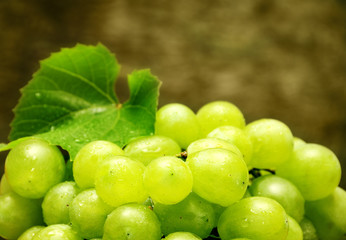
[207,126,253,166]
[196,101,246,137]
[32,224,82,240]
[155,103,201,149]
[293,137,306,150]
[229,238,251,240]
[42,181,80,225]
[244,119,293,169]
[217,197,289,240]
[103,203,161,240]
[0,174,11,194]
[248,175,305,222]
[299,218,318,240]
[5,138,66,199]
[95,155,148,207]
[164,232,202,240]
[73,140,124,189]
[0,191,43,239]
[186,138,242,158]
[286,215,303,240]
[18,226,45,240]
[242,189,252,199]
[305,187,346,240]
[211,203,226,227]
[186,148,248,207]
[124,135,181,166]
[143,156,193,204]
[69,188,114,239]
[276,143,341,201]
[154,192,216,238]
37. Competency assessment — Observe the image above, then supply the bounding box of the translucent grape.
[95,155,148,207]
[276,143,341,201]
[73,140,124,189]
[124,135,181,166]
[305,187,346,240]
[42,181,80,225]
[249,175,305,222]
[0,174,11,194]
[244,118,293,169]
[103,203,161,240]
[164,232,202,240]
[186,137,242,158]
[5,138,65,198]
[207,125,253,166]
[0,191,43,239]
[155,103,201,149]
[18,226,45,240]
[186,148,248,206]
[286,216,303,240]
[217,197,289,240]
[299,218,318,240]
[69,189,114,239]
[143,156,193,204]
[32,224,82,240]
[196,101,246,137]
[154,192,216,238]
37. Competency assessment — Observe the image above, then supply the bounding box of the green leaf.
[9,44,160,158]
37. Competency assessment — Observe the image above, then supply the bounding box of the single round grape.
[42,181,80,225]
[186,148,248,207]
[244,118,293,169]
[196,101,246,137]
[248,175,305,222]
[144,156,193,204]
[218,197,289,240]
[0,191,43,239]
[124,135,181,166]
[103,203,161,240]
[154,192,216,239]
[155,103,201,149]
[69,188,114,239]
[5,138,66,198]
[32,224,82,240]
[95,155,148,207]
[73,140,124,189]
[286,216,303,240]
[299,218,318,240]
[164,232,202,240]
[276,143,341,201]
[305,187,346,240]
[18,226,45,240]
[0,174,11,194]
[207,125,253,166]
[186,137,242,159]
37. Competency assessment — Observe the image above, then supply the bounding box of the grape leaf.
[7,44,161,159]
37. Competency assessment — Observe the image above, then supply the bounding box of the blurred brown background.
[0,0,345,188]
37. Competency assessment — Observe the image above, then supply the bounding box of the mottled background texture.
[0,0,345,188]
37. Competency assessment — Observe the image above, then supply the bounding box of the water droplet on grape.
[35,92,42,99]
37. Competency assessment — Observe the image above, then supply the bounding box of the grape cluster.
[0,101,345,240]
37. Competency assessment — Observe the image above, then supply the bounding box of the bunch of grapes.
[0,101,345,240]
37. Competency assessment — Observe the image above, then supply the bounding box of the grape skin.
[95,155,148,207]
[186,148,249,207]
[143,156,193,205]
[5,138,66,199]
